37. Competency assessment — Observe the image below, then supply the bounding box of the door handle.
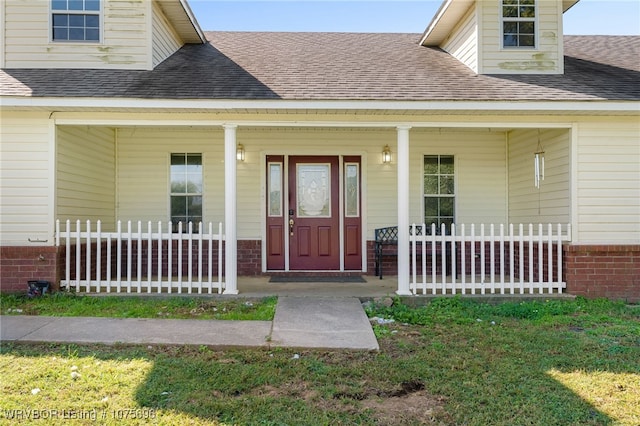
[289,219,294,236]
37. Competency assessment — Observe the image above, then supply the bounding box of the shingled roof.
[1,33,639,102]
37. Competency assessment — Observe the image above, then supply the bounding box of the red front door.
[288,156,340,270]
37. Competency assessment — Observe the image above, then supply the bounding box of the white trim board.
[3,97,639,114]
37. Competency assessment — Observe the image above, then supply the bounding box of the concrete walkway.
[0,296,379,350]
[270,297,378,350]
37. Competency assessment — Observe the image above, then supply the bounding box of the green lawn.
[1,293,277,321]
[1,297,638,425]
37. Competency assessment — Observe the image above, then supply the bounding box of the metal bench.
[374,226,399,279]
[374,225,453,279]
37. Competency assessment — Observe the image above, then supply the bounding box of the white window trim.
[500,0,538,50]
[169,153,204,230]
[422,154,456,230]
[50,0,103,43]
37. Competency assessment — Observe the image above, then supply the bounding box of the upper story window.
[502,0,536,48]
[51,0,100,42]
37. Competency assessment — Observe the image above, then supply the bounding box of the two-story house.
[1,0,638,301]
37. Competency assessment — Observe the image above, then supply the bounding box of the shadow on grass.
[390,323,635,425]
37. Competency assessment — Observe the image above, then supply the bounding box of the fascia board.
[420,0,475,46]
[179,0,205,43]
[563,0,580,13]
[1,97,639,114]
[419,0,454,46]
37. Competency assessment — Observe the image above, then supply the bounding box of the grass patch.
[0,293,277,321]
[1,297,638,425]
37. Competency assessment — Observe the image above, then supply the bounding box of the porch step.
[269,273,366,283]
[270,296,379,350]
[268,272,365,278]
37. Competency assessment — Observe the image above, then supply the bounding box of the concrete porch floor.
[231,276,398,298]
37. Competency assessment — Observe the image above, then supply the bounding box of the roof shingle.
[1,33,638,102]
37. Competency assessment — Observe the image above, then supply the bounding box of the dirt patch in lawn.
[362,389,448,425]
[252,379,449,425]
[361,380,449,425]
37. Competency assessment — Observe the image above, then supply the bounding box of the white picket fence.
[410,223,571,295]
[56,220,225,294]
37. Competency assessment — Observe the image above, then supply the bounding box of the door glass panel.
[268,162,282,217]
[297,164,330,217]
[345,163,359,217]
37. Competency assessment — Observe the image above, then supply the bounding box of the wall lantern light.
[236,144,245,162]
[382,144,392,164]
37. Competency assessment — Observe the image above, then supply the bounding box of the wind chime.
[534,130,545,189]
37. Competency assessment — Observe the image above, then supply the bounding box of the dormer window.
[51,0,100,42]
[502,0,536,48]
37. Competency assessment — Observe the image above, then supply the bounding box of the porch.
[46,117,576,297]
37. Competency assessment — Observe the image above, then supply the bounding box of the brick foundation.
[237,240,262,276]
[564,244,640,303]
[0,246,62,293]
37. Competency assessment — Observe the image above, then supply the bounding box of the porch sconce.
[382,144,392,164]
[534,131,545,189]
[236,144,245,162]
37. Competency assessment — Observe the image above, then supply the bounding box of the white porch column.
[223,124,239,294]
[396,125,412,295]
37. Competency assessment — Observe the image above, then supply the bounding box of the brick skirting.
[564,244,640,303]
[0,246,61,293]
[237,240,262,276]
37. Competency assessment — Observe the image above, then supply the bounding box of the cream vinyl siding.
[410,129,508,227]
[3,0,149,69]
[441,4,478,73]
[116,128,225,228]
[479,0,562,74]
[508,128,570,225]
[575,119,640,244]
[56,126,116,230]
[152,1,182,68]
[237,128,398,240]
[63,125,514,240]
[0,113,51,245]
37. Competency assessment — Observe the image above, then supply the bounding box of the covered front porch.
[52,114,574,296]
